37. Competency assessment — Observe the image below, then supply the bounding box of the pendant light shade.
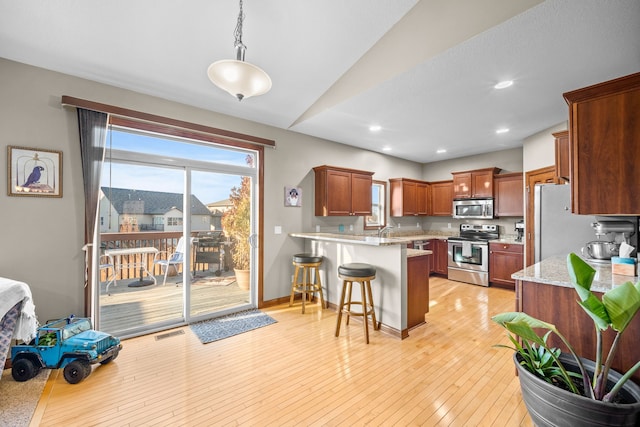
[207,0,272,101]
[207,59,272,101]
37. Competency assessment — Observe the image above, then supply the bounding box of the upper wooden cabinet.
[553,130,570,182]
[313,165,374,216]
[563,72,640,214]
[389,178,429,217]
[430,180,453,216]
[452,167,500,198]
[494,172,524,217]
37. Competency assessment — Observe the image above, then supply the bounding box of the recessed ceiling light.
[369,124,382,132]
[494,80,513,89]
[382,146,392,151]
[496,128,510,134]
[436,149,447,154]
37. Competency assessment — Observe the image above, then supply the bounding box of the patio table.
[104,247,159,287]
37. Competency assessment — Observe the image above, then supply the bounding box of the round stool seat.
[338,263,376,278]
[293,253,323,264]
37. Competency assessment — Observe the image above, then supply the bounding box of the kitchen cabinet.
[426,238,448,275]
[452,167,500,199]
[553,130,570,182]
[563,72,640,214]
[407,253,429,329]
[389,178,429,217]
[435,239,448,275]
[430,180,453,216]
[489,242,523,290]
[494,172,523,217]
[313,165,374,216]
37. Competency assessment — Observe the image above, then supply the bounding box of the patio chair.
[153,237,195,286]
[99,254,118,295]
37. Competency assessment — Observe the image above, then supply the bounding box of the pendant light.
[207,0,272,101]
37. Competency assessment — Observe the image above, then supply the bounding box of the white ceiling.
[1,0,639,164]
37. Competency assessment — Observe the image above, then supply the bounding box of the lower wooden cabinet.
[407,254,430,329]
[489,242,523,290]
[427,239,448,275]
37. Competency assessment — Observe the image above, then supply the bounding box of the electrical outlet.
[448,223,452,229]
[349,224,353,231]
[274,225,282,234]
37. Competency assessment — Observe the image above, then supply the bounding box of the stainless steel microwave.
[452,198,494,219]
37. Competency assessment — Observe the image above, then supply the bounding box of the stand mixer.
[583,221,636,261]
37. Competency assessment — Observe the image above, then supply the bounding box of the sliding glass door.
[96,127,258,337]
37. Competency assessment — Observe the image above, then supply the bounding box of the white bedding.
[0,277,38,343]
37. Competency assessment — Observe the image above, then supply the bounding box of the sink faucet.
[378,226,393,238]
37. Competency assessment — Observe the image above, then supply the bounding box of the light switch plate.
[274,226,282,234]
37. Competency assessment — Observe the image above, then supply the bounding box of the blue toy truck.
[11,316,122,384]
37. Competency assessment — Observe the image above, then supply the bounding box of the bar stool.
[289,253,325,314]
[335,263,378,344]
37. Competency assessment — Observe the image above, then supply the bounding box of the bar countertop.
[289,232,413,246]
[511,255,639,293]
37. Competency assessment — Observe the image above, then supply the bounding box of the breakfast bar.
[289,232,431,338]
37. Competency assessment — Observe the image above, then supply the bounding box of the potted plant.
[492,253,640,426]
[221,169,251,290]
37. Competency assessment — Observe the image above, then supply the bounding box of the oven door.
[447,240,488,272]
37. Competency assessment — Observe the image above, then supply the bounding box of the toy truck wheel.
[63,359,90,384]
[100,347,119,365]
[12,358,36,382]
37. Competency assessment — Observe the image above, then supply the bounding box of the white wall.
[522,121,567,172]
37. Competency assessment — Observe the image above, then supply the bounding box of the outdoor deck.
[98,269,249,336]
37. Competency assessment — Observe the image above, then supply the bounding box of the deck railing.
[99,231,231,281]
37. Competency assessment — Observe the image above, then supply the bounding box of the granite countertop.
[511,255,639,293]
[407,249,433,258]
[489,237,524,245]
[289,232,414,246]
[290,231,455,246]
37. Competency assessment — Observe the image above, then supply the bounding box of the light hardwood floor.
[32,277,533,426]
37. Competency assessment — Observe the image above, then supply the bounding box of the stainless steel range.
[447,224,499,287]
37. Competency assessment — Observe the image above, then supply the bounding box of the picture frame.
[284,186,302,207]
[7,145,63,197]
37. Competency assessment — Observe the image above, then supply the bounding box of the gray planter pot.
[514,353,640,427]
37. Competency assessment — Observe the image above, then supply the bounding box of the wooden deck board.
[99,270,249,335]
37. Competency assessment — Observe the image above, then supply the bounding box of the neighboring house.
[207,198,232,231]
[99,187,213,233]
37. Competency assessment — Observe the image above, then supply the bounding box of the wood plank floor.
[32,277,533,426]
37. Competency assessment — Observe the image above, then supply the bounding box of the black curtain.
[77,108,108,316]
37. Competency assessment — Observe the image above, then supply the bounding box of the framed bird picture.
[7,146,62,197]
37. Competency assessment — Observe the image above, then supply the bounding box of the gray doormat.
[189,309,276,344]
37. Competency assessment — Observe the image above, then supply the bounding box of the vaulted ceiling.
[1,0,638,163]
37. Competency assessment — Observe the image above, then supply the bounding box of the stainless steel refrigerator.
[534,184,597,263]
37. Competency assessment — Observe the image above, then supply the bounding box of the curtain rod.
[61,95,276,148]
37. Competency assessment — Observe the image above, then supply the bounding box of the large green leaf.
[602,281,640,332]
[577,297,610,330]
[567,253,596,301]
[492,312,557,346]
